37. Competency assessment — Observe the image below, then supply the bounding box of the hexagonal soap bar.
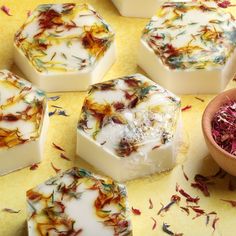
[77,74,182,182]
[138,1,236,94]
[14,3,116,92]
[111,0,161,18]
[26,168,132,236]
[0,70,48,175]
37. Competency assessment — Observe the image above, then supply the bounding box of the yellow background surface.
[0,0,236,235]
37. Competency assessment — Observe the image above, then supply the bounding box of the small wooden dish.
[202,88,236,176]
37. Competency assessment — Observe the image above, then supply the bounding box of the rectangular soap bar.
[0,70,48,175]
[26,168,132,236]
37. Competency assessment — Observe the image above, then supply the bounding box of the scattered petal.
[181,165,189,181]
[2,208,20,213]
[181,105,192,112]
[191,182,210,197]
[217,0,231,8]
[1,5,12,16]
[157,201,175,215]
[132,207,141,215]
[212,217,219,231]
[58,110,69,116]
[60,153,70,161]
[171,195,181,203]
[188,206,205,219]
[206,212,217,226]
[49,109,57,117]
[48,96,60,101]
[180,206,190,215]
[51,162,61,173]
[52,143,65,152]
[195,97,205,102]
[206,215,210,226]
[29,163,38,170]
[221,199,236,207]
[177,187,199,204]
[151,217,157,230]
[162,223,174,235]
[51,105,63,109]
[149,198,153,209]
[152,145,160,150]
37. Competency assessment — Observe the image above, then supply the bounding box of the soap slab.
[77,74,181,182]
[0,70,48,175]
[138,1,236,94]
[26,167,132,236]
[14,3,116,92]
[111,0,160,18]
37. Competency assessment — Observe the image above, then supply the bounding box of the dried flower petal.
[212,217,219,231]
[151,217,157,230]
[2,208,20,213]
[52,143,65,152]
[162,223,183,235]
[51,105,63,109]
[221,199,236,207]
[195,97,205,102]
[180,206,190,215]
[181,165,189,181]
[149,198,153,209]
[1,5,12,16]
[60,153,70,161]
[49,109,57,117]
[177,187,199,204]
[181,105,192,112]
[132,207,141,215]
[162,223,173,235]
[157,199,176,215]
[206,212,217,226]
[30,163,39,170]
[191,182,210,197]
[217,0,231,8]
[188,206,205,219]
[58,110,69,116]
[48,96,60,101]
[51,162,61,173]
[171,195,181,203]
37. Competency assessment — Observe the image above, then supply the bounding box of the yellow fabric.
[0,0,236,235]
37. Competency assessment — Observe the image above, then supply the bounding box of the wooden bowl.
[202,88,236,176]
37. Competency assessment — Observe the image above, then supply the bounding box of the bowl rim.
[202,88,236,161]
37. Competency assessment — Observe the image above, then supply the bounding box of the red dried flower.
[132,207,141,215]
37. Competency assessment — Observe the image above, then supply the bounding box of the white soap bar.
[26,167,132,236]
[111,0,161,18]
[14,3,116,92]
[77,74,182,182]
[138,1,236,94]
[0,70,48,175]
